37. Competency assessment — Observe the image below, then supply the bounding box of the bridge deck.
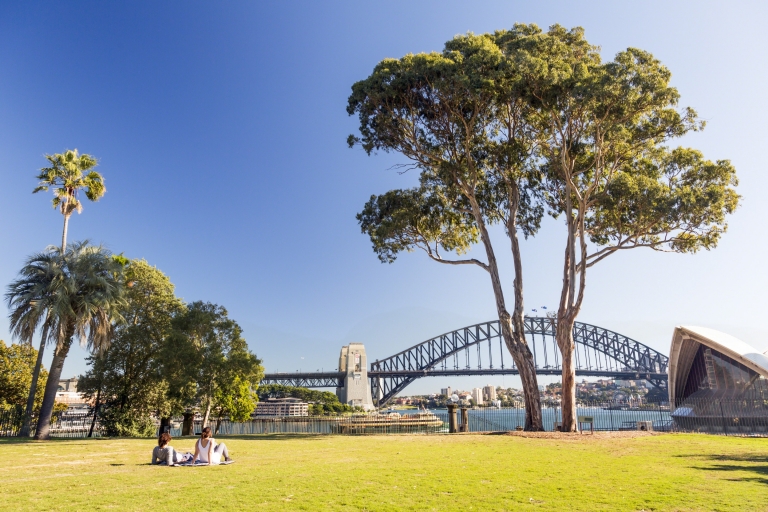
[261,317,670,405]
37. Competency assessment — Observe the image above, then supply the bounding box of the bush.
[99,407,156,437]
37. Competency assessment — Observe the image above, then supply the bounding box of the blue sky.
[1,1,766,395]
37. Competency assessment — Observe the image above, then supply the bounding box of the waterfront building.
[483,385,496,402]
[56,378,87,406]
[254,398,309,417]
[58,378,78,392]
[440,387,452,397]
[669,326,768,431]
[471,387,484,405]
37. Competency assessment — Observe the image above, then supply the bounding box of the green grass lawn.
[2,433,767,511]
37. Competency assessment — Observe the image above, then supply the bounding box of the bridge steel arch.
[368,317,668,406]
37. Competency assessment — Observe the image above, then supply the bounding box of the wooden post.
[447,404,458,433]
[460,407,469,432]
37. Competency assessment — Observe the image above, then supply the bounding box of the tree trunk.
[88,387,101,438]
[202,396,212,428]
[19,325,49,437]
[182,412,194,436]
[61,213,71,252]
[556,315,578,432]
[507,204,543,431]
[466,193,543,431]
[34,337,72,440]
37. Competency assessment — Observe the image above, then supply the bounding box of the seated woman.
[193,427,232,465]
[151,432,188,466]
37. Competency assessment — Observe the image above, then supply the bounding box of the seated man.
[151,432,189,466]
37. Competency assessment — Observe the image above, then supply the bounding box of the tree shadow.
[211,433,331,441]
[682,453,768,484]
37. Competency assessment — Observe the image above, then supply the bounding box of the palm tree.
[6,241,125,439]
[33,149,105,251]
[15,150,106,436]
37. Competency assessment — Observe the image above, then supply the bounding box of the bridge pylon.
[336,343,375,411]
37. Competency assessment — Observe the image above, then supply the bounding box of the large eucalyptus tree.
[6,242,125,439]
[349,33,545,430]
[502,25,740,430]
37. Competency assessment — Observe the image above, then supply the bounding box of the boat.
[333,409,444,434]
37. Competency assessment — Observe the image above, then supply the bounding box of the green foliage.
[78,259,185,436]
[349,23,739,430]
[357,188,479,264]
[214,376,258,423]
[164,302,263,422]
[33,149,105,217]
[98,407,157,437]
[0,341,48,411]
[51,401,68,423]
[6,241,127,356]
[257,384,352,415]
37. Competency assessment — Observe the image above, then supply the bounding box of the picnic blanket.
[150,460,235,467]
[178,460,235,467]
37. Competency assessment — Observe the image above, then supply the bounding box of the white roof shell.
[668,326,768,407]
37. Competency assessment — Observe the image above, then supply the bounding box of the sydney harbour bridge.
[261,316,669,406]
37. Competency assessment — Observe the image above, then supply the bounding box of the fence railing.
[5,399,768,438]
[0,408,101,438]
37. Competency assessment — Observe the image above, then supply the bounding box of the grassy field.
[2,432,768,511]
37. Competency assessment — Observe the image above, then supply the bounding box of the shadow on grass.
[212,433,332,441]
[683,453,768,484]
[2,433,336,444]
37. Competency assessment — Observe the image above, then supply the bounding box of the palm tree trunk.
[18,324,49,437]
[34,336,72,440]
[61,213,71,252]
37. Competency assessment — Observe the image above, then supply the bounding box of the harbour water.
[398,406,673,432]
[196,406,673,436]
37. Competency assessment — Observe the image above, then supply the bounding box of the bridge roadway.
[260,317,670,405]
[261,369,669,389]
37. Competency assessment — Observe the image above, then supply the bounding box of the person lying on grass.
[193,426,232,465]
[151,432,192,466]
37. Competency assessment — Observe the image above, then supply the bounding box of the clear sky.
[1,1,766,395]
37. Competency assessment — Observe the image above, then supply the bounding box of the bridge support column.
[337,343,375,411]
[447,404,458,433]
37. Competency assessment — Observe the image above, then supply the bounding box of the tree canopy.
[78,259,186,437]
[164,301,263,428]
[349,23,739,432]
[348,30,553,430]
[0,341,48,412]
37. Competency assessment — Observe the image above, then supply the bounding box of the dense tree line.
[78,260,263,437]
[4,150,264,439]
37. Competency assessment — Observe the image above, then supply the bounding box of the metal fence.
[0,408,100,438]
[168,400,768,437]
[5,399,768,438]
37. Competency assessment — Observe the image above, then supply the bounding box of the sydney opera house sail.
[669,326,768,431]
